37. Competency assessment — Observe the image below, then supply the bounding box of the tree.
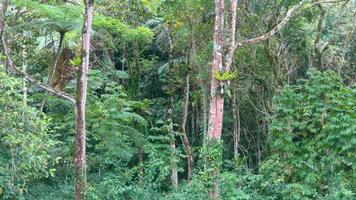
[74,0,94,199]
[205,0,238,198]
[180,75,194,181]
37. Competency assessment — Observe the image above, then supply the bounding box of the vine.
[199,139,223,188]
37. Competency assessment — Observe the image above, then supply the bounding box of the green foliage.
[198,139,223,190]
[200,140,223,170]
[87,84,148,164]
[94,16,153,43]
[13,0,82,32]
[213,71,237,82]
[14,0,154,43]
[142,0,162,15]
[160,166,275,200]
[264,69,356,199]
[144,118,182,190]
[2,0,356,199]
[69,56,81,66]
[0,66,59,198]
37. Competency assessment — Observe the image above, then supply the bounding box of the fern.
[13,0,154,43]
[13,0,82,32]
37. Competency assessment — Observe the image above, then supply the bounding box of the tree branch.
[0,0,75,104]
[235,0,348,48]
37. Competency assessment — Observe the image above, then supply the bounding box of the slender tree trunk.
[193,104,200,146]
[207,0,236,140]
[22,61,27,105]
[202,85,208,142]
[313,3,325,69]
[167,84,178,188]
[181,75,194,181]
[168,96,178,188]
[40,31,65,111]
[170,139,178,189]
[232,80,240,159]
[22,32,27,105]
[74,1,94,199]
[50,31,66,84]
[0,0,8,73]
[165,27,178,189]
[137,147,144,185]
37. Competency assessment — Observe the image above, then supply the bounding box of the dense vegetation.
[0,0,355,199]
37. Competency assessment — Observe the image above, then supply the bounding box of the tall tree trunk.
[207,0,224,140]
[207,0,224,199]
[74,1,94,199]
[181,75,194,181]
[207,0,237,199]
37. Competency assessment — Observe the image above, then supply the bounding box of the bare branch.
[235,0,348,48]
[0,0,75,104]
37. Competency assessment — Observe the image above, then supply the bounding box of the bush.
[263,70,355,199]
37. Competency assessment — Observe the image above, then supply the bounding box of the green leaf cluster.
[264,69,356,199]
[0,66,59,198]
[213,70,237,81]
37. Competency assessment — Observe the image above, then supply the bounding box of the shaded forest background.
[0,0,355,199]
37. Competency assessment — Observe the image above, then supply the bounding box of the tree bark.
[74,0,94,199]
[207,0,224,141]
[207,0,224,199]
[180,75,194,181]
[207,0,238,198]
[225,0,237,73]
